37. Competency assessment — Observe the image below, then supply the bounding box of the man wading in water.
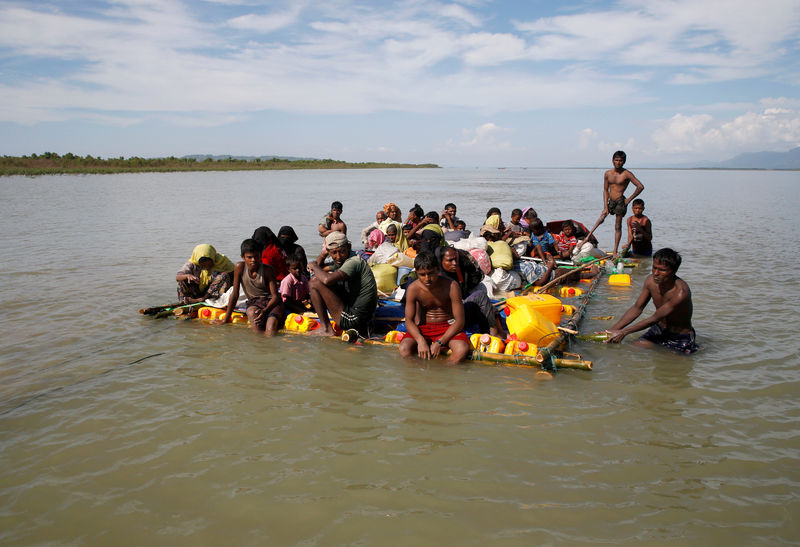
[602,248,697,354]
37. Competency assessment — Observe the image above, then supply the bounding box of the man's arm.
[442,212,456,230]
[318,216,333,237]
[406,218,431,239]
[403,283,431,359]
[532,254,557,286]
[605,280,657,342]
[624,170,644,205]
[602,172,611,214]
[430,281,465,358]
[262,269,282,314]
[641,217,652,242]
[307,260,349,286]
[624,216,635,249]
[222,262,244,323]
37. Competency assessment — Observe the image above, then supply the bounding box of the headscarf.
[419,228,443,254]
[520,207,538,228]
[189,244,234,292]
[277,226,298,247]
[253,226,288,281]
[252,226,278,249]
[420,223,447,247]
[367,228,385,249]
[485,214,501,229]
[379,219,409,252]
[383,202,402,222]
[277,225,308,272]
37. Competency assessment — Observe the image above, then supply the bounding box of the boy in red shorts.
[399,252,470,364]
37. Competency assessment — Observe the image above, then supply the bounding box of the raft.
[139,269,618,373]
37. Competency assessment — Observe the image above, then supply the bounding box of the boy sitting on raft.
[308,232,378,337]
[318,201,347,238]
[603,248,697,353]
[554,221,579,260]
[622,198,653,257]
[399,252,470,364]
[223,239,283,336]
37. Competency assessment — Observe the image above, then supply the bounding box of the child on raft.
[318,201,347,238]
[529,218,556,260]
[176,244,235,304]
[279,257,311,315]
[554,221,579,260]
[399,251,470,364]
[622,198,653,257]
[503,208,525,241]
[444,219,470,242]
[223,239,283,336]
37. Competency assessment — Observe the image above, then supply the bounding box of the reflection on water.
[1,169,798,543]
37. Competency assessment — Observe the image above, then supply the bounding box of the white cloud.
[514,0,800,81]
[460,33,527,65]
[457,122,512,148]
[652,105,800,154]
[438,3,481,27]
[576,128,635,156]
[227,3,305,32]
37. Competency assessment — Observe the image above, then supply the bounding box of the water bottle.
[616,261,625,274]
[604,260,614,273]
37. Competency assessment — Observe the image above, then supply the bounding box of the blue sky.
[1,0,798,167]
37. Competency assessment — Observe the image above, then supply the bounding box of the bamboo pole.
[535,272,603,370]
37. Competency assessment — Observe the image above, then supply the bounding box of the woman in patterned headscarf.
[176,244,235,304]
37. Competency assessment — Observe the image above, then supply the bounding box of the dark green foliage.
[0,154,440,176]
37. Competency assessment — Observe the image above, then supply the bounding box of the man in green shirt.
[308,232,377,337]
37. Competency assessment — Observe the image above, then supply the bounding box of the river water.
[1,168,798,544]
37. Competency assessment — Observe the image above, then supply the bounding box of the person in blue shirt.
[528,218,556,260]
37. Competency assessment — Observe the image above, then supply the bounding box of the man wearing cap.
[308,232,378,337]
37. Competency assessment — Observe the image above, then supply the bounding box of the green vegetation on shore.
[0,152,440,176]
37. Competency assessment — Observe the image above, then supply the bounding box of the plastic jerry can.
[502,294,562,325]
[608,274,631,286]
[558,286,584,298]
[505,305,558,345]
[284,313,318,333]
[197,307,226,321]
[384,330,406,344]
[230,313,248,324]
[469,333,506,354]
[504,340,538,357]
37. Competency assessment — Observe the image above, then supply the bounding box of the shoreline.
[0,155,440,176]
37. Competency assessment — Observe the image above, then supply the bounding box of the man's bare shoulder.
[406,278,429,299]
[673,277,691,295]
[434,275,457,296]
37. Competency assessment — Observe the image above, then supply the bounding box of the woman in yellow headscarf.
[378,219,409,252]
[176,244,235,304]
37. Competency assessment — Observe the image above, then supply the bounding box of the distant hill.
[683,147,800,169]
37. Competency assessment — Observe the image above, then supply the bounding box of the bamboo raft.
[140,269,608,373]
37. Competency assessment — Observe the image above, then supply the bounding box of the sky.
[1,0,799,167]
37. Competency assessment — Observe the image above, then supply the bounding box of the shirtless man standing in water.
[578,150,644,259]
[603,248,697,354]
[399,251,470,364]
